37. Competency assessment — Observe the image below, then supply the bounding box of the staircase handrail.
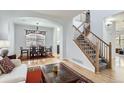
[73,25,96,49]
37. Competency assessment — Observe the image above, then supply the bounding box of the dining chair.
[38,46,45,56]
[45,46,52,56]
[30,46,38,58]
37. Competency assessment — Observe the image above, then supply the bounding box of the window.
[26,30,46,47]
[116,35,124,48]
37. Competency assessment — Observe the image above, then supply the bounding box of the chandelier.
[36,22,39,33]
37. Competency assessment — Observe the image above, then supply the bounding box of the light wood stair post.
[95,41,100,73]
[109,42,112,69]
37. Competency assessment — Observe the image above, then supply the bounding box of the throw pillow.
[0,57,15,74]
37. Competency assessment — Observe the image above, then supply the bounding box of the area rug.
[26,66,44,83]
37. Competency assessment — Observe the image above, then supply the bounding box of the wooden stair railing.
[73,25,96,50]
[73,22,112,73]
[88,31,112,69]
[83,23,112,69]
[73,25,97,67]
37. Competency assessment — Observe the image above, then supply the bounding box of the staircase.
[73,11,112,73]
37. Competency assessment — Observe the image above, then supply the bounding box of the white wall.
[8,21,15,55]
[14,24,54,55]
[52,27,63,58]
[103,22,116,57]
[59,26,63,58]
[90,10,123,38]
[0,17,9,40]
[0,17,14,55]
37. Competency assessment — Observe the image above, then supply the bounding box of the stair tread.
[75,34,109,72]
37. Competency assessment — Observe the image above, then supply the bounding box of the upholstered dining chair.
[30,46,38,58]
[45,46,52,56]
[38,46,45,56]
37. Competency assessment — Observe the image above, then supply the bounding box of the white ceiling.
[33,10,84,20]
[13,10,83,28]
[13,17,61,28]
[106,12,124,22]
[113,12,124,21]
[105,12,124,31]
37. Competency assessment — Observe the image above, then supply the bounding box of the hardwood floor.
[22,54,124,83]
[22,58,62,67]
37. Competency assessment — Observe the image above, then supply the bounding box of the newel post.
[109,42,112,69]
[95,41,100,73]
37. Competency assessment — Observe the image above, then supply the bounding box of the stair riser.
[75,34,109,72]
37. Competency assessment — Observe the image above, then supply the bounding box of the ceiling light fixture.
[106,21,112,26]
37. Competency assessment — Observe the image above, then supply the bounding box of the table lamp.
[0,40,10,57]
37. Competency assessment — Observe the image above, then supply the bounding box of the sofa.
[0,59,27,83]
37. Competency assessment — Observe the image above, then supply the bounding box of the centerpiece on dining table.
[52,65,59,75]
